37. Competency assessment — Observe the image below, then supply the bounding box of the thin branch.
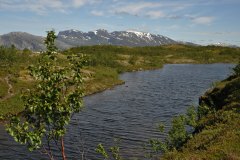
[41,144,55,160]
[44,126,54,160]
[61,136,67,160]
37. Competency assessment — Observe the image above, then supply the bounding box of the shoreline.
[0,66,160,123]
[0,62,236,123]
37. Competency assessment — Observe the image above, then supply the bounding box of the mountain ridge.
[1,29,184,51]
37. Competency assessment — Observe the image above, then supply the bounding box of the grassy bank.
[162,73,240,159]
[0,44,240,117]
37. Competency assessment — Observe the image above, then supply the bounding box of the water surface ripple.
[0,64,234,159]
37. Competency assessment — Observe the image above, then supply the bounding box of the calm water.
[0,64,234,159]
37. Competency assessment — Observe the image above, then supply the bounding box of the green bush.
[233,63,240,76]
[148,106,197,156]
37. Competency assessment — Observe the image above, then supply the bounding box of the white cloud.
[111,1,193,19]
[113,2,162,16]
[72,0,100,8]
[91,10,104,16]
[192,16,214,25]
[0,0,101,14]
[72,0,88,7]
[146,11,165,19]
[0,0,65,14]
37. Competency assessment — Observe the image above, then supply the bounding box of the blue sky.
[0,0,240,45]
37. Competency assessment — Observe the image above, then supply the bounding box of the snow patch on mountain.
[0,29,182,51]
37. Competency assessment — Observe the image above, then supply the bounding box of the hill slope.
[0,32,45,51]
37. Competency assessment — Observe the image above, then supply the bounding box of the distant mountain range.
[0,29,181,51]
[1,29,238,51]
[57,29,177,47]
[210,42,239,48]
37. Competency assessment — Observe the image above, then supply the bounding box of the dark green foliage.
[197,104,213,119]
[186,106,198,128]
[162,111,240,159]
[148,106,197,156]
[168,115,188,150]
[200,77,240,112]
[110,146,121,160]
[128,55,138,65]
[22,48,32,55]
[0,46,33,66]
[161,71,240,159]
[0,46,18,64]
[6,30,86,159]
[0,45,36,77]
[63,46,122,69]
[96,143,122,160]
[96,144,109,159]
[233,62,240,76]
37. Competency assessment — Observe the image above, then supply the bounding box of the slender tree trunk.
[61,136,67,160]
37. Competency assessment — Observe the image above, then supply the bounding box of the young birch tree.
[6,30,86,160]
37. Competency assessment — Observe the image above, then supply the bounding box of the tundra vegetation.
[0,32,240,159]
[1,43,240,117]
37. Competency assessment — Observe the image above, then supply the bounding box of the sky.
[0,0,240,45]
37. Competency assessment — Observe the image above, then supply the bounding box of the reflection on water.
[0,64,234,159]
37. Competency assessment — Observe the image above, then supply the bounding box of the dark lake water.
[0,64,234,159]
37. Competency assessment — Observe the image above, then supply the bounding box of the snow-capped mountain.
[57,29,176,47]
[211,42,239,48]
[0,29,178,51]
